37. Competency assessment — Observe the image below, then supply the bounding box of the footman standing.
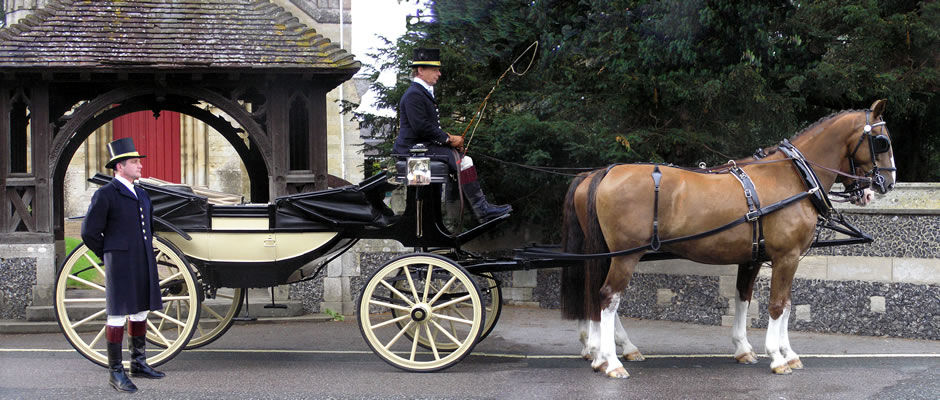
[81,137,165,393]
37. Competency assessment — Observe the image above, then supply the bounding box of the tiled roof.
[0,0,359,72]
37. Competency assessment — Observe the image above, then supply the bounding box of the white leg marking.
[779,305,800,365]
[614,315,642,360]
[731,292,756,363]
[578,319,595,359]
[593,294,626,377]
[766,313,787,371]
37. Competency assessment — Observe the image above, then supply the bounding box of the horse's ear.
[870,99,887,119]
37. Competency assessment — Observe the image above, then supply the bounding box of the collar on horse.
[777,140,833,219]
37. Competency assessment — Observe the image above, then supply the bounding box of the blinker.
[872,135,891,154]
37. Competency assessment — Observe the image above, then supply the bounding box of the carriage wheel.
[183,285,242,349]
[358,253,484,372]
[392,271,501,351]
[54,236,201,368]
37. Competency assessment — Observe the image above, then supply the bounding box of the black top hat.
[105,137,146,169]
[410,48,441,68]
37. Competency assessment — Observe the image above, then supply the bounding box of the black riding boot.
[129,321,165,379]
[461,180,512,223]
[106,326,137,393]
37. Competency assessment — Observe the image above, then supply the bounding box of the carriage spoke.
[216,293,235,300]
[424,323,440,360]
[67,274,105,292]
[369,299,412,312]
[410,323,421,361]
[383,320,413,350]
[452,306,470,321]
[433,312,474,326]
[372,314,412,329]
[161,296,193,301]
[72,308,107,328]
[89,325,107,349]
[157,301,172,331]
[175,299,182,336]
[159,271,183,286]
[403,266,420,303]
[146,320,171,347]
[203,304,225,320]
[379,280,415,306]
[426,276,458,305]
[197,324,206,336]
[430,319,462,346]
[432,294,472,311]
[151,310,186,328]
[423,265,434,303]
[83,253,106,277]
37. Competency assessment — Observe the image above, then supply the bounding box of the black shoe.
[129,335,165,379]
[107,342,138,393]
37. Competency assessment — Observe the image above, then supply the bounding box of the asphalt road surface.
[2,307,938,399]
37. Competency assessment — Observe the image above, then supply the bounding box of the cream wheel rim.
[359,254,483,371]
[54,237,200,367]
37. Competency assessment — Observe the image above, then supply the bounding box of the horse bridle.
[845,109,895,196]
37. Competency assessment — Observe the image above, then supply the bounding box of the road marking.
[2,348,938,359]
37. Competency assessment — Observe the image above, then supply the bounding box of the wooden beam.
[0,88,9,232]
[31,83,51,233]
[267,81,289,198]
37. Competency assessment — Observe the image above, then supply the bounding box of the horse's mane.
[760,109,863,157]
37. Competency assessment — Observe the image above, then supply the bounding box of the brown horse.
[561,100,896,378]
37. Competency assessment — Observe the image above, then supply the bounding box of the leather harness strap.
[778,140,833,219]
[729,165,766,262]
[650,165,662,251]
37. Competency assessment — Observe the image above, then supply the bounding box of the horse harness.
[649,143,820,266]
[530,110,892,263]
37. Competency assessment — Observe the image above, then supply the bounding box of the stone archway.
[50,86,277,241]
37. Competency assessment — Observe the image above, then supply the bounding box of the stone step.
[24,295,304,322]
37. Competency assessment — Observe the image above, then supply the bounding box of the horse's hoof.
[771,364,793,375]
[583,354,594,361]
[606,367,630,379]
[623,351,645,362]
[592,361,608,373]
[787,358,804,370]
[735,352,758,364]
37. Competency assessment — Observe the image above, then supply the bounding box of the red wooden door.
[112,111,181,183]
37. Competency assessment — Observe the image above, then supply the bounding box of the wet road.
[2,307,938,399]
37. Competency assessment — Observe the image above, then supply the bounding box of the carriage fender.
[153,215,192,241]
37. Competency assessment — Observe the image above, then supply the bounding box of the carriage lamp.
[407,157,431,186]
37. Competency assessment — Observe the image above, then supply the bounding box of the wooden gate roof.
[0,0,359,73]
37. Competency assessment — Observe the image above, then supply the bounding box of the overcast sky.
[351,0,429,115]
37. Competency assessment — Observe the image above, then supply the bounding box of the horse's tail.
[560,168,611,321]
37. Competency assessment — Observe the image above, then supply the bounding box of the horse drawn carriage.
[55,101,895,376]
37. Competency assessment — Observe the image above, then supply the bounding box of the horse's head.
[843,99,896,199]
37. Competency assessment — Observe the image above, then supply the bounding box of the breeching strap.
[522,189,815,261]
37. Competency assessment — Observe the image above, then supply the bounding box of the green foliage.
[351,0,940,238]
[323,308,345,322]
[65,237,101,288]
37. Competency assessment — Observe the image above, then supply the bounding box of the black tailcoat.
[81,179,162,315]
[394,81,459,171]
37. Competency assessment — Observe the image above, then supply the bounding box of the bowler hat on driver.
[410,48,441,68]
[105,137,146,169]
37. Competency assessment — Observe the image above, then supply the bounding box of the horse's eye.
[872,135,891,154]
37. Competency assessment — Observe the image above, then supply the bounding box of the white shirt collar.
[413,77,434,97]
[114,175,137,197]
